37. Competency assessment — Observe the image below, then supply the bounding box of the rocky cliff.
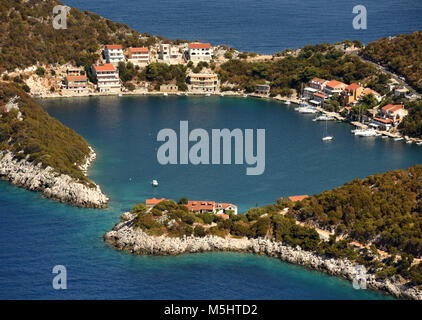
[104,212,422,300]
[0,148,109,208]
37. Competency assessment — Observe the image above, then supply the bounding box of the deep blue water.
[3,95,422,299]
[63,0,422,53]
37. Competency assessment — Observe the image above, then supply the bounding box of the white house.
[324,80,347,96]
[127,47,150,66]
[104,45,125,64]
[159,44,182,64]
[91,63,121,92]
[187,43,212,62]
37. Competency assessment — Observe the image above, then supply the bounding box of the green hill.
[0,82,93,185]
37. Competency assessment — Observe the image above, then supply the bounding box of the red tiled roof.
[217,203,237,210]
[362,88,381,96]
[129,47,149,53]
[105,45,122,49]
[345,83,361,90]
[288,195,309,202]
[381,104,403,112]
[92,63,116,72]
[65,75,87,82]
[189,43,211,49]
[186,200,215,212]
[311,78,328,84]
[374,117,394,124]
[326,80,346,89]
[145,198,167,206]
[314,92,327,99]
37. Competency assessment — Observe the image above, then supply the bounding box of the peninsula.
[105,166,422,300]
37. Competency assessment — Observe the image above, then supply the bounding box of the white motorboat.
[298,107,317,114]
[152,180,159,187]
[243,94,248,98]
[163,93,168,96]
[322,136,333,141]
[416,141,422,146]
[313,114,335,121]
[205,93,211,97]
[354,128,378,137]
[285,100,291,105]
[406,140,413,144]
[394,137,404,141]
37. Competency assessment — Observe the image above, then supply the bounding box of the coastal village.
[3,38,420,143]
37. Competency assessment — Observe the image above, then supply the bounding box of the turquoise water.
[2,95,419,299]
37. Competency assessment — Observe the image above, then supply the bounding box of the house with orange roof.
[104,45,125,64]
[309,78,329,91]
[91,63,121,92]
[187,43,212,63]
[288,195,309,202]
[186,201,216,213]
[324,80,347,96]
[361,88,382,102]
[127,47,150,65]
[185,200,238,215]
[341,83,363,106]
[380,104,407,120]
[145,198,167,207]
[63,75,87,93]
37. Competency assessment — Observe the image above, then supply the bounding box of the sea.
[2,0,422,299]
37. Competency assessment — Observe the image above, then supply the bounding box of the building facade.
[63,75,87,92]
[104,45,125,64]
[187,73,219,92]
[91,63,121,92]
[127,47,149,65]
[187,43,212,62]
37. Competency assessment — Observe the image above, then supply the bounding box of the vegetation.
[0,82,94,185]
[363,31,422,92]
[130,165,422,285]
[139,63,188,91]
[399,99,422,138]
[217,43,376,96]
[0,0,157,73]
[290,165,422,258]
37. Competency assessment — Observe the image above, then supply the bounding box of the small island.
[105,166,422,300]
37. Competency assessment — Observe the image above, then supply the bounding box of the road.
[348,50,421,99]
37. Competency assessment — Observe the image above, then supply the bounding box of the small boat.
[163,93,168,96]
[220,93,225,97]
[152,180,158,187]
[381,135,388,139]
[416,141,422,146]
[205,93,211,97]
[322,136,333,141]
[314,114,335,121]
[354,128,378,137]
[322,117,333,141]
[118,93,122,97]
[394,137,404,141]
[285,100,291,105]
[243,94,248,98]
[406,140,413,144]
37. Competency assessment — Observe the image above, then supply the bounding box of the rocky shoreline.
[0,147,109,208]
[104,212,422,300]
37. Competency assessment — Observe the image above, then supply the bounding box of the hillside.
[290,165,422,258]
[0,0,156,73]
[0,82,92,185]
[363,31,422,92]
